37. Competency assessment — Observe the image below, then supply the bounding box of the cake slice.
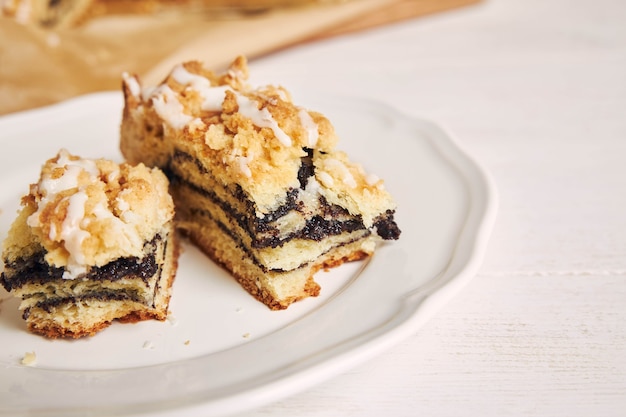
[0,149,178,338]
[120,56,400,310]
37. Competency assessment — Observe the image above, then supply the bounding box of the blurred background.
[0,0,480,114]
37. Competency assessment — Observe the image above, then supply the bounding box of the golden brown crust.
[27,307,169,339]
[182,224,371,310]
[27,320,110,339]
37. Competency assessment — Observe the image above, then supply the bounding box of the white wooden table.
[237,0,626,415]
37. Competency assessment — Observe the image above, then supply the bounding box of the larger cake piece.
[120,56,401,310]
[0,150,178,338]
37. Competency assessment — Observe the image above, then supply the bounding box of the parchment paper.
[0,0,479,115]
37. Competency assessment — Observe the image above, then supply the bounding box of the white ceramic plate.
[0,92,497,417]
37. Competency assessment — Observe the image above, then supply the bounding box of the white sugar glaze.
[323,158,357,189]
[235,94,293,147]
[140,66,317,149]
[170,65,229,112]
[298,108,319,147]
[59,191,90,278]
[26,149,98,279]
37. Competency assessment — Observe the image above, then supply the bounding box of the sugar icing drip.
[171,64,229,112]
[58,192,90,277]
[171,64,210,90]
[235,94,293,146]
[235,153,254,178]
[298,108,319,147]
[27,149,99,279]
[151,85,198,130]
[167,65,295,146]
[323,158,357,188]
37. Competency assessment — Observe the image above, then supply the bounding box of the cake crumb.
[242,332,251,339]
[184,339,190,345]
[166,312,179,326]
[21,351,37,366]
[142,340,155,350]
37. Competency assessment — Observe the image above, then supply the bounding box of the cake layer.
[168,148,393,245]
[169,156,375,271]
[181,212,375,310]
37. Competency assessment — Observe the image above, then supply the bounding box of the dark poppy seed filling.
[22,291,145,320]
[162,146,398,283]
[167,149,398,249]
[1,235,162,292]
[161,146,401,284]
[373,210,402,240]
[188,206,371,273]
[170,149,302,227]
[297,147,315,189]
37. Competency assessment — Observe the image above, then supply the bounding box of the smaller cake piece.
[0,149,178,338]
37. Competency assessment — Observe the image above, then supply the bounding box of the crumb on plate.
[21,351,37,366]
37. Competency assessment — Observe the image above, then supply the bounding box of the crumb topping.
[122,56,395,219]
[4,149,174,279]
[314,151,392,227]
